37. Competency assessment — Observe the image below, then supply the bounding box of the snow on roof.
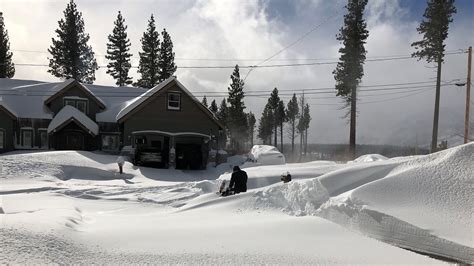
[0,78,144,121]
[47,105,99,135]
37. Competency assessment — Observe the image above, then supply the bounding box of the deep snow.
[1,143,473,264]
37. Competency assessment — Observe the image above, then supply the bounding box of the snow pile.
[248,145,285,165]
[47,105,99,135]
[251,179,329,216]
[349,143,474,247]
[350,154,388,163]
[318,143,474,263]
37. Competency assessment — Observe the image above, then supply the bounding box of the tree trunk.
[299,132,303,159]
[291,121,295,154]
[431,58,442,152]
[349,86,357,159]
[304,128,308,156]
[280,122,283,153]
[274,124,278,147]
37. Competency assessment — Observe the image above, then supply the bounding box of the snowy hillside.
[0,143,473,264]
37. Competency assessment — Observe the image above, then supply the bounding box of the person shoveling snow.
[220,166,248,197]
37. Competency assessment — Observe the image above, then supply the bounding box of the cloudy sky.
[2,0,473,146]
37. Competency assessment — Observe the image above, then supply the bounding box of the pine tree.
[210,99,218,114]
[286,94,299,154]
[268,88,281,146]
[247,112,256,147]
[217,98,228,148]
[258,103,274,145]
[302,103,311,156]
[411,0,456,152]
[158,28,177,82]
[0,13,14,78]
[226,65,247,151]
[333,0,369,158]
[135,14,160,89]
[276,100,286,152]
[106,11,133,86]
[201,96,208,108]
[48,0,98,83]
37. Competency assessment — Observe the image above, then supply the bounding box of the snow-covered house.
[0,77,224,169]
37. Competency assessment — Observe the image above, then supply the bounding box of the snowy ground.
[1,144,473,264]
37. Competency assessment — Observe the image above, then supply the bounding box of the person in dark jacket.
[229,166,248,194]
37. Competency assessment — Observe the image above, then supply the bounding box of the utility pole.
[464,46,472,144]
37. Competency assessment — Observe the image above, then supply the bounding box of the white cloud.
[1,0,472,146]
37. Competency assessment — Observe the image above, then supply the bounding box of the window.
[65,99,75,107]
[135,136,146,145]
[76,100,87,114]
[167,92,181,110]
[0,130,4,149]
[63,98,88,114]
[102,135,119,151]
[22,130,33,147]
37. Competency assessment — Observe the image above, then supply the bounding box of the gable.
[44,79,106,110]
[117,78,223,129]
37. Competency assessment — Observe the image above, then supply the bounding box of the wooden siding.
[122,83,220,146]
[47,84,102,120]
[0,108,15,152]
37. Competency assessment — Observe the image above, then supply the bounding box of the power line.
[8,51,465,70]
[12,49,467,62]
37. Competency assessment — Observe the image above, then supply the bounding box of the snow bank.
[318,143,474,263]
[248,145,285,165]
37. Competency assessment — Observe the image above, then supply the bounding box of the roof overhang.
[132,130,211,138]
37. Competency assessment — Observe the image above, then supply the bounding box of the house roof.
[0,78,144,121]
[44,79,106,109]
[47,105,99,135]
[116,77,224,129]
[0,101,18,119]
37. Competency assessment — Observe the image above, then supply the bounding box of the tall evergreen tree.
[106,11,132,86]
[297,103,311,158]
[258,103,274,145]
[158,28,177,82]
[302,103,311,155]
[276,100,286,152]
[226,65,247,151]
[48,0,98,83]
[411,0,456,152]
[247,112,256,147]
[333,0,369,158]
[217,98,228,148]
[135,14,160,89]
[286,94,299,154]
[268,88,281,146]
[201,96,208,108]
[210,99,218,114]
[0,12,14,78]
